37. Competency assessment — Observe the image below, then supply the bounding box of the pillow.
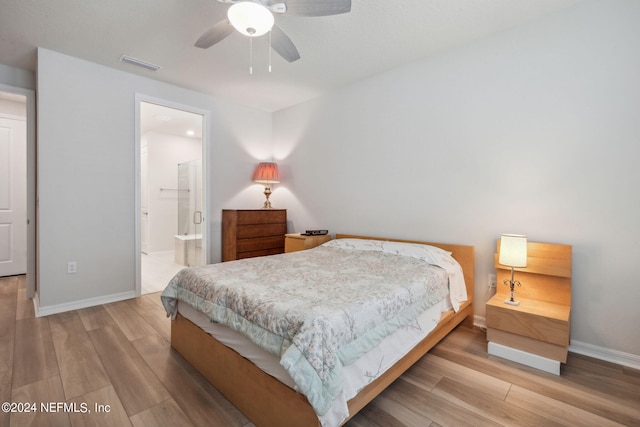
[323,238,468,311]
[321,238,385,252]
[380,241,452,259]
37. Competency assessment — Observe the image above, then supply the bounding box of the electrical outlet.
[67,261,77,274]
[488,273,496,289]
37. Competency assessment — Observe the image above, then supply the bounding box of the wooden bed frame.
[170,234,475,426]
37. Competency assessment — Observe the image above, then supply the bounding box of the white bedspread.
[161,239,466,426]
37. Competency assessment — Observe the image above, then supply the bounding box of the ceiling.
[0,0,583,112]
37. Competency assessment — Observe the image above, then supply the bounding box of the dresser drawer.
[237,223,287,239]
[486,301,570,347]
[237,247,285,260]
[222,209,287,261]
[236,210,286,225]
[237,235,285,254]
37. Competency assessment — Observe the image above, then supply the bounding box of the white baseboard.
[569,340,640,370]
[476,315,640,371]
[34,290,136,317]
[473,315,486,330]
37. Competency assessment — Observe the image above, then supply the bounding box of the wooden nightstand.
[284,233,331,253]
[486,241,572,375]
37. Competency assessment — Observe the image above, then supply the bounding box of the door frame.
[134,93,211,296]
[0,84,36,299]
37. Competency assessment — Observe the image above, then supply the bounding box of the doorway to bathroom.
[136,98,208,295]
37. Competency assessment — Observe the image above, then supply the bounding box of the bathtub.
[174,234,202,265]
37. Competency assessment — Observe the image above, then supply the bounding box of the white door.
[140,143,149,254]
[0,116,27,276]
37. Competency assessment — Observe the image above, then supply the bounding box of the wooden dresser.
[221,209,287,261]
[486,240,572,375]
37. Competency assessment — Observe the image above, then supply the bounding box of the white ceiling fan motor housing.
[227,2,275,37]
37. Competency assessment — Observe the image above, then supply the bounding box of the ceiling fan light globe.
[228,2,274,37]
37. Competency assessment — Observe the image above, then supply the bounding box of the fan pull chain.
[249,37,253,75]
[268,30,272,73]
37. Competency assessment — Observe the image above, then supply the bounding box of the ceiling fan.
[195,0,351,63]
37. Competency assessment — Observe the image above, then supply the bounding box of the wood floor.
[1,275,639,427]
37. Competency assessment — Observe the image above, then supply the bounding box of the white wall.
[143,131,201,252]
[0,63,35,91]
[36,48,271,311]
[273,0,640,358]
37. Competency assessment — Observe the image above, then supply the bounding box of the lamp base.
[504,299,520,306]
[261,184,273,209]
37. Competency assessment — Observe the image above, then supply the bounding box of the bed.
[161,234,474,426]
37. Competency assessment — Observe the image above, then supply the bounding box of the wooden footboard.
[170,235,474,426]
[172,313,319,426]
[345,300,473,418]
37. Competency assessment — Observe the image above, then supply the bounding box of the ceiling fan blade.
[271,25,301,62]
[195,20,235,49]
[280,0,351,16]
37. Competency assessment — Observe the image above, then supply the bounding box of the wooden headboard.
[494,240,572,305]
[335,234,475,304]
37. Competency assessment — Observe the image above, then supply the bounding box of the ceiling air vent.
[119,55,161,72]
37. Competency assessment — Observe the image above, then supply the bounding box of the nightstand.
[486,241,572,375]
[284,233,331,253]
